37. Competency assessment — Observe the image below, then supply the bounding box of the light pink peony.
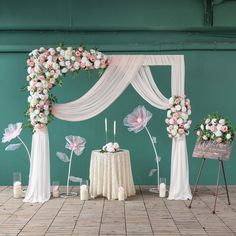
[123,106,152,133]
[65,135,86,156]
[2,123,23,143]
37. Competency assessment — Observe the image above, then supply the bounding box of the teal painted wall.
[1,0,236,186]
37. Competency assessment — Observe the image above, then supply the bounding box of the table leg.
[213,161,221,214]
[189,158,206,209]
[220,160,230,205]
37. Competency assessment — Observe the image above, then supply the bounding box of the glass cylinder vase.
[13,172,22,199]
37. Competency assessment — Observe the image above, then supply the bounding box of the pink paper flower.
[2,123,22,143]
[123,106,152,133]
[65,135,86,156]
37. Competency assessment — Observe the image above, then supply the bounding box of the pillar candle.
[80,185,89,200]
[13,181,22,199]
[159,183,166,198]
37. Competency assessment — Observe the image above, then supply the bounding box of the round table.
[89,150,136,200]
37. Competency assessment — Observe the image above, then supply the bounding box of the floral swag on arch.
[23,46,192,203]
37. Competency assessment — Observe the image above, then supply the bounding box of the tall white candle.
[105,118,107,133]
[114,120,116,135]
[159,183,166,198]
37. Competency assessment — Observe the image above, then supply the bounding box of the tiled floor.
[0,186,236,236]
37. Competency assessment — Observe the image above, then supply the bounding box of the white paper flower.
[2,123,22,143]
[65,135,86,156]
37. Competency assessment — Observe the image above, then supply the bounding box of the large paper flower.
[65,135,86,156]
[123,105,152,133]
[2,123,23,143]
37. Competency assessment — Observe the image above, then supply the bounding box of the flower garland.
[25,46,109,129]
[165,95,192,138]
[195,113,235,144]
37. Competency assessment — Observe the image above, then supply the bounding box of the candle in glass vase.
[159,178,166,198]
[118,186,125,201]
[52,181,60,198]
[13,181,22,199]
[80,184,88,201]
[13,172,22,199]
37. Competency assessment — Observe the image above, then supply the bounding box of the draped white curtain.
[24,55,192,203]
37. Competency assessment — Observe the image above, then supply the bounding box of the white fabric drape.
[24,55,192,203]
[24,127,50,203]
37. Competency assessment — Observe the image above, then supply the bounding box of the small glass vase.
[13,172,22,199]
[52,181,60,198]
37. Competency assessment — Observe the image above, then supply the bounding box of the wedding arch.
[24,49,192,202]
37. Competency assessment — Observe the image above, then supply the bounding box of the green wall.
[1,0,236,186]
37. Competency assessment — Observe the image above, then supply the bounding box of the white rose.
[44,111,49,116]
[47,55,52,62]
[175,105,181,111]
[171,129,177,136]
[169,97,174,105]
[94,60,101,69]
[206,124,210,130]
[27,67,32,74]
[45,71,50,78]
[169,119,174,125]
[59,61,65,67]
[96,52,102,59]
[211,118,217,124]
[71,56,76,61]
[81,56,88,64]
[188,110,191,115]
[205,118,210,124]
[173,125,178,130]
[62,68,68,73]
[167,110,172,118]
[200,124,204,130]
[226,133,231,140]
[219,119,225,125]
[34,109,40,115]
[184,123,190,129]
[177,118,183,124]
[90,49,95,54]
[215,130,222,137]
[217,124,222,131]
[74,62,80,70]
[113,142,120,150]
[85,60,92,67]
[171,107,176,112]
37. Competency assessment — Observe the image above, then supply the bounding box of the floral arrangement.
[2,122,31,162]
[25,46,109,130]
[101,142,120,153]
[195,113,235,144]
[56,135,86,196]
[165,95,192,138]
[124,106,161,192]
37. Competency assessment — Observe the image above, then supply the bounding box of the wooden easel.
[188,141,233,214]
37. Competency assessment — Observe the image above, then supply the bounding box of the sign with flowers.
[195,113,235,144]
[25,46,109,129]
[165,95,192,138]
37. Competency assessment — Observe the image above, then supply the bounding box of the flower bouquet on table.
[166,95,192,139]
[56,135,86,197]
[100,142,120,153]
[194,113,235,160]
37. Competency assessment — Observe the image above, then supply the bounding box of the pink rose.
[44,52,49,58]
[221,125,228,133]
[89,65,95,70]
[90,56,96,62]
[182,107,187,112]
[179,124,184,129]
[165,118,170,124]
[31,121,36,126]
[173,113,179,119]
[36,104,41,110]
[181,95,186,99]
[75,51,81,56]
[173,118,178,124]
[210,126,216,132]
[178,129,185,134]
[175,98,180,104]
[59,56,64,62]
[168,134,173,138]
[50,49,56,56]
[81,63,86,69]
[169,125,173,130]
[79,47,84,52]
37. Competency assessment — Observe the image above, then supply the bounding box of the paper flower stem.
[17,136,31,163]
[145,127,160,190]
[66,150,74,195]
